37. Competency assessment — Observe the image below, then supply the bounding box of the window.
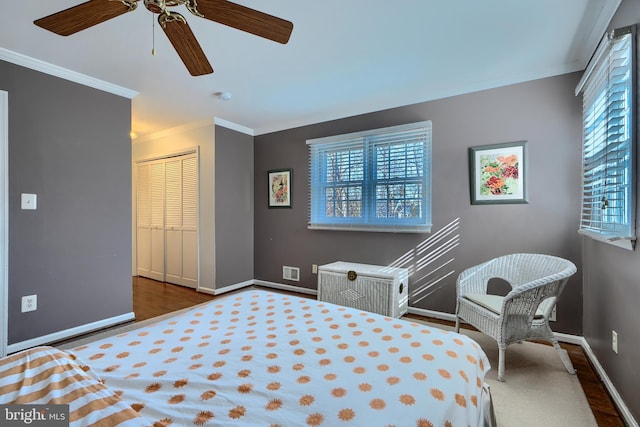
[576,26,636,249]
[307,121,432,232]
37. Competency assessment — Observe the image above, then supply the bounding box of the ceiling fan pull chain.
[152,13,156,56]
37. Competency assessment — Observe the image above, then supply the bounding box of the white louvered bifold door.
[164,154,199,288]
[137,152,198,287]
[164,158,183,285]
[149,161,166,282]
[136,163,151,278]
[136,160,166,281]
[181,156,198,288]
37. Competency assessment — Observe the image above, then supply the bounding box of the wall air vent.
[283,266,300,281]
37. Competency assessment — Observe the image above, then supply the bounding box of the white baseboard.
[6,312,135,355]
[212,280,254,295]
[252,279,318,296]
[579,337,638,427]
[196,286,216,295]
[552,331,584,346]
[198,280,318,297]
[407,306,457,322]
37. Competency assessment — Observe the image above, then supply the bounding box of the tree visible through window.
[307,121,432,232]
[576,25,636,248]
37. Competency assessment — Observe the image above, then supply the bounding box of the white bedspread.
[66,289,491,426]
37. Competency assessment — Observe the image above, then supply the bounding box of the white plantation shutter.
[576,26,636,247]
[307,121,432,232]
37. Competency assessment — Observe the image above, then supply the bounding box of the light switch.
[21,193,37,210]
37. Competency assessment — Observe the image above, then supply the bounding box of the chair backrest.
[498,255,576,340]
[457,253,576,293]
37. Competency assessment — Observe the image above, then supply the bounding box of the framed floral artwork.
[469,141,528,205]
[268,169,293,208]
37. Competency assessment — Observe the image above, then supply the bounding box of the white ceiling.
[0,0,619,138]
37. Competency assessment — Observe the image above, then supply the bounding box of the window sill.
[308,224,432,233]
[578,230,636,250]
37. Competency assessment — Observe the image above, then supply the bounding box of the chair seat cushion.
[463,294,545,318]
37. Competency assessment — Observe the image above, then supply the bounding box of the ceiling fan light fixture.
[144,0,167,14]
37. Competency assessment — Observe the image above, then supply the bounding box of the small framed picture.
[268,169,293,208]
[469,141,528,205]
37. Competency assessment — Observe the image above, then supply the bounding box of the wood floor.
[132,276,625,427]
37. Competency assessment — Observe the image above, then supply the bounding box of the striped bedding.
[0,346,147,426]
[2,289,493,426]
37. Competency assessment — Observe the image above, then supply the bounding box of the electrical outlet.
[312,264,318,274]
[612,330,618,354]
[21,295,37,313]
[550,306,556,322]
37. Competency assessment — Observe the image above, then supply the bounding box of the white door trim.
[1,91,9,357]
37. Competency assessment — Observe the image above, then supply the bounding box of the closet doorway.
[136,150,199,288]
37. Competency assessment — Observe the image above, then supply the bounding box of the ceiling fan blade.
[160,13,214,76]
[193,0,293,44]
[34,0,135,36]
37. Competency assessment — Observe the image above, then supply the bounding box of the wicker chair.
[455,253,577,382]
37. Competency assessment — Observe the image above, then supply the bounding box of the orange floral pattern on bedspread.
[70,290,490,426]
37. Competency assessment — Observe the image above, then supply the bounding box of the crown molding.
[0,48,138,100]
[214,117,254,136]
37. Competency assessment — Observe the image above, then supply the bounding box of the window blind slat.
[577,26,636,244]
[308,121,432,233]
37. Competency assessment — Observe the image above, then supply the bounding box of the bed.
[1,289,495,426]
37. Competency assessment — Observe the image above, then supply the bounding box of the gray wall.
[2,61,132,344]
[214,125,254,288]
[255,72,584,335]
[582,1,640,422]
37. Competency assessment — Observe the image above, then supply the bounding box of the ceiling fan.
[34,0,294,76]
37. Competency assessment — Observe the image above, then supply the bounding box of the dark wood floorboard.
[133,277,625,427]
[561,343,625,427]
[132,276,217,321]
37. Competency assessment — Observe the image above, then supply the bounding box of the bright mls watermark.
[1,405,69,426]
